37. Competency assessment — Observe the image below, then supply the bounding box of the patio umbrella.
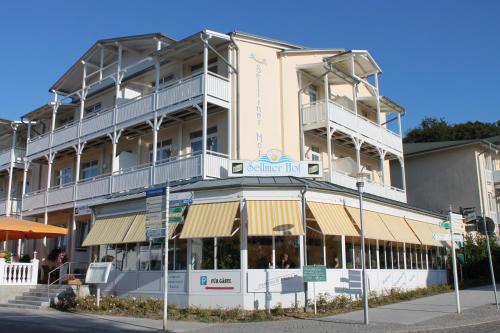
[0,216,68,241]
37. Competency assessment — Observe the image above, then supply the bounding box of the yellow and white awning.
[379,213,421,244]
[82,213,136,246]
[180,201,240,239]
[307,202,359,236]
[247,200,304,236]
[406,218,449,247]
[345,207,395,241]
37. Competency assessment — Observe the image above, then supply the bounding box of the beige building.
[7,30,452,309]
[400,137,500,230]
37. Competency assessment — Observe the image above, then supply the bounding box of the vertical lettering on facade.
[250,53,267,155]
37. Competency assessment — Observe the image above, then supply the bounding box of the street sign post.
[163,185,170,332]
[449,208,461,313]
[303,265,326,314]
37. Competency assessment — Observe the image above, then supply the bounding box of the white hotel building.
[14,30,450,309]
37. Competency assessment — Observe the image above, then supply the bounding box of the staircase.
[0,284,70,310]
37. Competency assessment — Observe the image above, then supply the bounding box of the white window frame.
[81,160,99,180]
[190,127,218,155]
[55,167,73,186]
[149,139,172,163]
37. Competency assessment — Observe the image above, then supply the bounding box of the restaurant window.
[306,221,323,266]
[150,242,162,270]
[275,236,299,269]
[390,242,398,269]
[325,235,342,269]
[248,237,272,269]
[103,245,116,263]
[369,240,377,269]
[149,139,172,163]
[411,245,418,269]
[123,244,138,271]
[190,127,218,154]
[379,241,387,269]
[138,243,151,271]
[416,245,423,269]
[398,244,405,269]
[81,160,98,180]
[192,238,214,270]
[168,238,187,271]
[55,167,72,186]
[346,237,354,269]
[217,226,241,269]
[114,244,126,270]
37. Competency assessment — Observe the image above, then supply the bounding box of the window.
[306,222,323,265]
[325,235,342,268]
[74,221,89,251]
[311,146,320,161]
[248,237,272,269]
[190,127,218,154]
[81,160,98,180]
[150,242,162,271]
[217,232,241,270]
[122,244,138,271]
[308,86,317,103]
[379,241,387,269]
[275,236,299,269]
[55,167,72,186]
[149,139,172,163]
[191,238,214,270]
[85,103,102,115]
[191,58,218,76]
[405,244,412,269]
[369,240,377,269]
[168,238,188,271]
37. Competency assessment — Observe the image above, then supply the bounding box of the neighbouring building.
[399,137,500,231]
[15,30,451,309]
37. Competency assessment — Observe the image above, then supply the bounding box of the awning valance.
[0,217,68,240]
[378,213,420,244]
[82,213,136,246]
[247,200,304,236]
[180,201,240,239]
[406,219,449,247]
[345,207,395,241]
[307,202,359,236]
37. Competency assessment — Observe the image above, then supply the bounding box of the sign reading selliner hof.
[229,150,321,178]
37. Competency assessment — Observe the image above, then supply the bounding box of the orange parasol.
[0,216,68,241]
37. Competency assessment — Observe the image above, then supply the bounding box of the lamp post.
[356,172,369,325]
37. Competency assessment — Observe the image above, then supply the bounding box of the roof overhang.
[326,50,382,78]
[357,96,405,114]
[297,62,359,86]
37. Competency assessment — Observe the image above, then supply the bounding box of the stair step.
[0,303,42,310]
[23,292,61,298]
[8,299,49,307]
[15,295,50,302]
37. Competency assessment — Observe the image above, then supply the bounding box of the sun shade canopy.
[405,219,450,247]
[378,213,420,244]
[307,202,359,236]
[180,202,240,239]
[345,207,395,241]
[0,217,68,240]
[247,200,304,236]
[82,214,136,246]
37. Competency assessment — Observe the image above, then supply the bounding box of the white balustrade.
[0,150,10,166]
[77,176,111,200]
[155,155,202,184]
[157,75,203,110]
[206,73,230,102]
[0,200,6,215]
[205,153,229,178]
[494,170,500,183]
[23,191,46,211]
[47,185,75,206]
[9,198,21,215]
[116,94,154,124]
[81,108,114,137]
[52,123,79,147]
[112,166,151,193]
[27,134,50,156]
[0,259,39,285]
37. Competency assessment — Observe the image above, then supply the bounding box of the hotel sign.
[229,150,321,178]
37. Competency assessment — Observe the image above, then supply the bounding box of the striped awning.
[180,201,240,239]
[406,218,449,247]
[247,200,304,236]
[379,213,421,244]
[307,202,359,236]
[82,213,136,246]
[345,207,395,241]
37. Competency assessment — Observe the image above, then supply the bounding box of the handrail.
[47,261,87,300]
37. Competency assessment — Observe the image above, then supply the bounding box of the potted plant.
[0,250,12,263]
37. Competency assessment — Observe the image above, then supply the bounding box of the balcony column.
[377,148,387,185]
[20,160,30,218]
[298,71,305,160]
[5,124,18,216]
[352,136,364,174]
[351,57,358,117]
[324,74,334,181]
[70,142,84,261]
[398,155,407,192]
[227,46,233,159]
[375,73,381,125]
[44,152,56,247]
[201,38,209,179]
[397,112,402,137]
[108,130,123,193]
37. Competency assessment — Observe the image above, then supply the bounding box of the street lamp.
[356,172,370,325]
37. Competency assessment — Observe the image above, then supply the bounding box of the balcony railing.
[27,72,230,157]
[0,147,26,168]
[302,99,403,153]
[22,151,228,212]
[329,169,406,202]
[494,170,500,184]
[0,198,22,216]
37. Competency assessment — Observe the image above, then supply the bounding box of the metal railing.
[47,261,87,299]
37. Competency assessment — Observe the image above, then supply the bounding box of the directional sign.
[432,233,464,242]
[303,265,326,282]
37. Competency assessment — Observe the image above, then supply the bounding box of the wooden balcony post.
[6,124,17,216]
[325,74,333,181]
[201,37,208,179]
[375,73,381,125]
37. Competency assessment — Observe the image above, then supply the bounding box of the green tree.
[404,117,500,143]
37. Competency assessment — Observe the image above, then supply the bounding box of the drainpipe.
[300,185,308,311]
[229,34,240,159]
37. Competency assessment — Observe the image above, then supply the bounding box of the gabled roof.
[231,31,303,50]
[404,138,500,157]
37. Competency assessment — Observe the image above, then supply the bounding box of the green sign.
[440,221,450,230]
[303,265,326,282]
[457,253,465,264]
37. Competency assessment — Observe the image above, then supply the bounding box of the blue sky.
[0,1,498,133]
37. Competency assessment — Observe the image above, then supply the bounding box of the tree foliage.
[404,117,500,143]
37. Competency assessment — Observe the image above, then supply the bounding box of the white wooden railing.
[27,72,229,157]
[302,99,403,153]
[23,153,228,211]
[0,259,39,285]
[0,147,26,167]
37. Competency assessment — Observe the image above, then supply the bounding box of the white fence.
[0,259,39,286]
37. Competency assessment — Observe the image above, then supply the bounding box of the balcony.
[302,100,403,154]
[22,152,228,212]
[0,148,25,169]
[26,73,230,159]
[494,170,500,185]
[330,169,406,202]
[0,198,22,216]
